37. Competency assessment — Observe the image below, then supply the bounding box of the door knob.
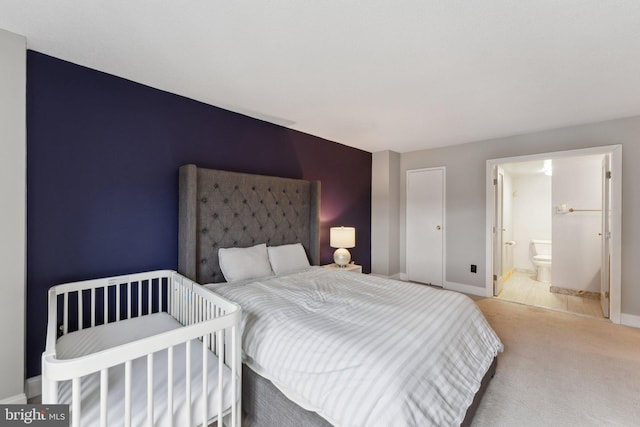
[436,225,441,230]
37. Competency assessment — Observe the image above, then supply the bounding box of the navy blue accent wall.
[26,51,372,377]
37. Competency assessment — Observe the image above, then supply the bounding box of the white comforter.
[207,267,503,427]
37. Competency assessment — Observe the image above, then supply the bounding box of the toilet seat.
[533,255,551,263]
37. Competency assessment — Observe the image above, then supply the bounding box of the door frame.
[485,145,622,324]
[601,154,611,318]
[406,166,446,286]
[493,165,505,296]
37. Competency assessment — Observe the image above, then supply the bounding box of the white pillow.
[268,243,311,275]
[218,243,274,282]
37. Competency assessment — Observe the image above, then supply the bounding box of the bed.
[178,164,503,427]
[41,270,242,427]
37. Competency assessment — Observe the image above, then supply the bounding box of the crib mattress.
[55,312,237,426]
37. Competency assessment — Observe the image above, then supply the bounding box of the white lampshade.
[330,227,355,248]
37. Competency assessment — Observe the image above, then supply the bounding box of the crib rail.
[42,270,241,427]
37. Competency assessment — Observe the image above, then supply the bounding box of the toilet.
[530,240,552,283]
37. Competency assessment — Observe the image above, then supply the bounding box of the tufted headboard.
[178,164,321,284]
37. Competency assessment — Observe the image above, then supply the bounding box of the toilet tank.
[531,239,552,256]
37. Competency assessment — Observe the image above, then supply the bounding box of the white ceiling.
[2,1,640,153]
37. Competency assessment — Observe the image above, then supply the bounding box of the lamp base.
[333,248,351,267]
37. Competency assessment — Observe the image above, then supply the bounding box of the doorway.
[485,145,622,323]
[406,167,445,286]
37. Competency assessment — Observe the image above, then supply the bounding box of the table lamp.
[330,226,356,267]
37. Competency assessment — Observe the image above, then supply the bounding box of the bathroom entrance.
[485,145,622,322]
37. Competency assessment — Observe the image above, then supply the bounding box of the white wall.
[373,115,640,316]
[552,155,603,292]
[512,173,552,272]
[371,151,401,276]
[0,28,26,403]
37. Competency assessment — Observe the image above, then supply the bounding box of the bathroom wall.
[552,155,603,292]
[512,173,552,272]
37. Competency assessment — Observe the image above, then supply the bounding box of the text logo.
[0,405,68,427]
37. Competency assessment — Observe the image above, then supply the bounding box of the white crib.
[41,270,241,427]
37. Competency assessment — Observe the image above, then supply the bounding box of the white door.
[493,166,504,296]
[406,168,444,286]
[601,155,611,318]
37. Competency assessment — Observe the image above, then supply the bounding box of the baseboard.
[25,375,41,400]
[444,281,488,297]
[0,393,27,404]
[396,275,488,297]
[620,313,640,329]
[369,272,403,280]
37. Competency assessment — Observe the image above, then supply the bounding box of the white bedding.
[206,267,503,427]
[56,312,237,427]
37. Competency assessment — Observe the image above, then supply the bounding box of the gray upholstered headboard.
[178,164,321,284]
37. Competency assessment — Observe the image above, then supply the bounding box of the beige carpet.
[470,297,640,427]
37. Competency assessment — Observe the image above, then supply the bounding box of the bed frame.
[178,164,496,426]
[42,270,242,427]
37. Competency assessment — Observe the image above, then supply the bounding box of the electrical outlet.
[470,264,477,273]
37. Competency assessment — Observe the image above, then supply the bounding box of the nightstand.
[322,263,362,273]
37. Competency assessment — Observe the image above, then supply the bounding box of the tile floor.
[496,271,604,318]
